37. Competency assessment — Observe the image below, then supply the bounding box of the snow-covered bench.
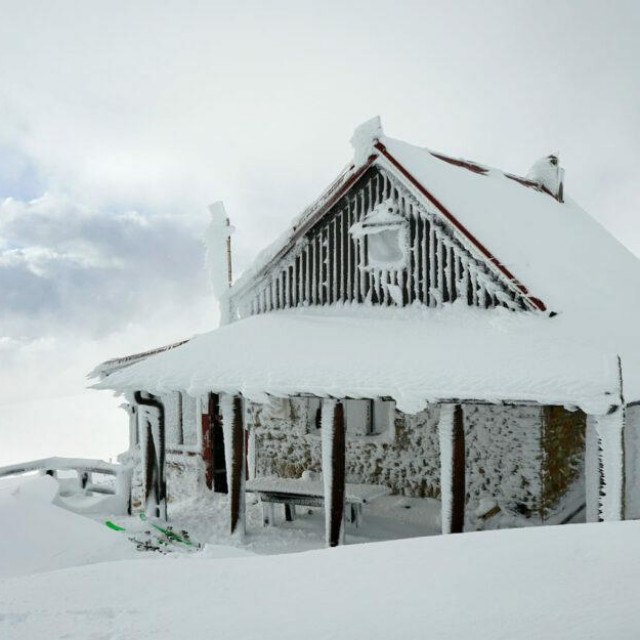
[245,477,391,527]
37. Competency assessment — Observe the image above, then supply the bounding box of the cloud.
[0,193,213,340]
[0,0,638,463]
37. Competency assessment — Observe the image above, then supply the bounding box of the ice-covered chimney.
[350,115,383,166]
[526,153,565,202]
[204,201,234,301]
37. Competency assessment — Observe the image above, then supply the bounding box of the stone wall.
[464,404,544,519]
[250,399,549,524]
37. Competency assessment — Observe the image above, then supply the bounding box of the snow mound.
[1,521,640,639]
[0,476,134,578]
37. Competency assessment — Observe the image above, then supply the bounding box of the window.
[349,199,409,271]
[164,391,198,447]
[307,398,394,437]
[181,394,198,446]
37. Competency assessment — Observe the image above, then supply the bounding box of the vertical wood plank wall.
[235,167,530,318]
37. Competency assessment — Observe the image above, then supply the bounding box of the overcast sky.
[0,0,638,463]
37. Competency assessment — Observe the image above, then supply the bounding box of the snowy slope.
[0,476,134,578]
[1,520,640,639]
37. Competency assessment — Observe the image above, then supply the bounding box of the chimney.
[526,153,565,202]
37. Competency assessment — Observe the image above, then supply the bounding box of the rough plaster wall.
[165,454,205,504]
[119,448,145,512]
[625,405,640,519]
[464,404,543,520]
[119,447,204,512]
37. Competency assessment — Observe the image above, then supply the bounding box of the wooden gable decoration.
[229,147,546,319]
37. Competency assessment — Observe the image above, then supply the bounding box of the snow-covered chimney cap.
[208,200,227,221]
[351,116,383,166]
[525,153,565,202]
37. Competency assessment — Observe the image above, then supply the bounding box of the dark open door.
[209,393,228,494]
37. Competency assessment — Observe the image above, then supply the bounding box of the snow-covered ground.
[1,475,639,639]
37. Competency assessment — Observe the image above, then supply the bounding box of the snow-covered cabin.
[92,117,640,545]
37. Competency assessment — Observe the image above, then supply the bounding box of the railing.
[0,456,132,515]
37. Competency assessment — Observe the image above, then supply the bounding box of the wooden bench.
[245,478,391,528]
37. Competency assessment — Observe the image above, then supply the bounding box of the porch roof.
[92,306,619,415]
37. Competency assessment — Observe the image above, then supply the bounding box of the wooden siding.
[231,166,533,318]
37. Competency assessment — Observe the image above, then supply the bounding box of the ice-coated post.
[438,404,465,534]
[321,398,346,547]
[585,415,601,523]
[593,407,626,521]
[221,394,246,537]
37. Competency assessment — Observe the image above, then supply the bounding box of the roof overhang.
[93,307,619,416]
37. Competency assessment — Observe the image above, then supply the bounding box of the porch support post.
[585,415,601,523]
[221,394,246,537]
[438,404,465,534]
[201,393,214,491]
[593,407,626,521]
[321,398,346,547]
[134,392,167,521]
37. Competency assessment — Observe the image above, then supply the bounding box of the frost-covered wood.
[585,415,601,523]
[438,404,465,534]
[134,392,167,521]
[221,394,246,537]
[593,408,626,521]
[321,399,346,547]
[230,167,534,318]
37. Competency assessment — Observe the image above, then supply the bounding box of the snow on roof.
[223,122,640,402]
[375,135,640,396]
[93,121,640,409]
[93,305,620,415]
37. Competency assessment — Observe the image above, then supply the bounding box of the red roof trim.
[374,141,547,312]
[430,152,488,175]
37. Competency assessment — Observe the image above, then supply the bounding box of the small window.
[181,394,198,446]
[307,398,394,437]
[307,397,322,433]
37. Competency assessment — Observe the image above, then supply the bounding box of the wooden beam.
[321,399,346,547]
[202,394,214,490]
[439,404,465,534]
[222,395,246,537]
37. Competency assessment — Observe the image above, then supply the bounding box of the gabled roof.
[94,121,640,406]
